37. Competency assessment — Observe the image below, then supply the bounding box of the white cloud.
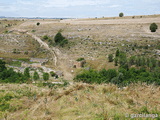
[43,0,111,8]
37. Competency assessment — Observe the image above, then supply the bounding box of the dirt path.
[26,32,58,66]
[10,27,73,80]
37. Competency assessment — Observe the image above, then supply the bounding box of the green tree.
[119,12,124,17]
[37,22,40,26]
[114,57,118,66]
[43,73,49,81]
[24,67,30,78]
[108,54,113,62]
[0,60,6,72]
[119,52,127,68]
[33,71,39,80]
[150,23,158,32]
[54,32,65,44]
[115,49,120,57]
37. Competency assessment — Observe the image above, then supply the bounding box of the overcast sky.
[0,0,160,18]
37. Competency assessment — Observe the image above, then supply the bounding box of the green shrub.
[31,30,36,32]
[108,54,113,62]
[24,67,30,78]
[119,12,124,17]
[36,22,40,26]
[50,71,56,77]
[43,73,49,81]
[54,32,65,44]
[42,35,49,40]
[54,32,68,47]
[76,58,85,61]
[150,23,158,32]
[33,71,39,80]
[0,103,10,111]
[114,57,118,66]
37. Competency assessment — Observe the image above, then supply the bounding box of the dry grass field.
[0,83,160,120]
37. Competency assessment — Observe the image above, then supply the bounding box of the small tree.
[119,12,124,17]
[33,71,39,80]
[115,49,120,57]
[108,54,113,62]
[37,22,40,26]
[43,73,49,81]
[24,67,30,78]
[0,60,6,72]
[50,71,56,77]
[150,23,158,32]
[54,32,65,44]
[114,57,118,66]
[54,32,68,47]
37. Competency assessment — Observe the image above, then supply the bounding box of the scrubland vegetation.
[75,50,160,86]
[0,15,160,119]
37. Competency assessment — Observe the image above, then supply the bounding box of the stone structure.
[55,71,63,78]
[73,60,86,68]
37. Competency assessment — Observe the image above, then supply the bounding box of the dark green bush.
[37,22,40,26]
[108,54,113,62]
[119,12,124,17]
[54,32,68,47]
[42,35,49,40]
[150,23,158,32]
[43,73,49,81]
[0,60,28,83]
[76,58,85,61]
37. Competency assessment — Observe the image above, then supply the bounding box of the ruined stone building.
[73,60,86,68]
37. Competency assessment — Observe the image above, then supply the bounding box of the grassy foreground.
[0,83,160,120]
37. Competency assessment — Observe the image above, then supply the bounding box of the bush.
[50,71,56,77]
[54,32,65,44]
[43,73,49,81]
[37,22,40,26]
[76,58,85,61]
[33,71,39,80]
[59,39,68,47]
[24,67,30,78]
[108,54,113,62]
[115,49,120,57]
[54,32,68,47]
[150,23,158,32]
[114,57,118,66]
[42,35,49,40]
[119,12,124,17]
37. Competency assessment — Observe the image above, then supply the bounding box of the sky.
[0,0,160,18]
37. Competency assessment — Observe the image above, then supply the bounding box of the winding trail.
[11,28,73,80]
[27,32,58,66]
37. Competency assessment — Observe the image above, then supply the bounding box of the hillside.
[1,15,160,80]
[0,15,160,120]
